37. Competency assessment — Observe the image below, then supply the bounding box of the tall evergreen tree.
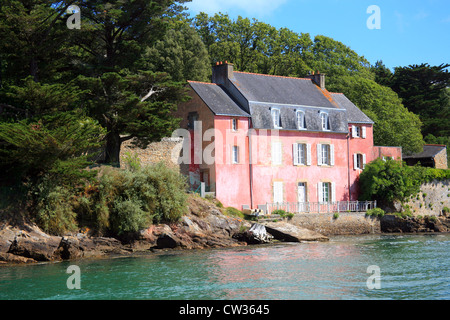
[389,63,450,137]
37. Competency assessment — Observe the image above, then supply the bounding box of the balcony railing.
[266,201,377,215]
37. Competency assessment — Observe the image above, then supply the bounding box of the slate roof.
[188,70,373,134]
[249,103,349,133]
[188,81,250,117]
[403,145,447,159]
[330,93,374,124]
[231,72,338,109]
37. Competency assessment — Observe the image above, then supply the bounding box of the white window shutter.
[307,144,312,166]
[293,144,299,166]
[354,154,358,170]
[331,182,336,202]
[330,145,335,166]
[363,154,367,169]
[362,126,367,139]
[352,125,357,138]
[318,182,323,203]
[317,144,322,166]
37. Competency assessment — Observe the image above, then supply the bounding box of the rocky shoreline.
[0,196,328,265]
[3,195,448,265]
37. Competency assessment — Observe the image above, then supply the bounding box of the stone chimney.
[307,71,326,90]
[212,61,234,85]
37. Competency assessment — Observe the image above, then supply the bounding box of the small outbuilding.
[403,144,448,169]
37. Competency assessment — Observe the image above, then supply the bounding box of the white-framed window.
[318,182,336,203]
[273,181,284,204]
[232,146,239,164]
[293,143,311,166]
[232,118,238,131]
[352,125,367,139]
[354,153,367,170]
[296,110,306,130]
[320,112,331,131]
[317,144,335,166]
[272,141,282,165]
[271,108,282,129]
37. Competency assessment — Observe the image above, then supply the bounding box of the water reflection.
[206,242,365,300]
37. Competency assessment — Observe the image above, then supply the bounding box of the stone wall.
[291,213,380,236]
[434,148,448,169]
[119,138,184,171]
[400,179,450,217]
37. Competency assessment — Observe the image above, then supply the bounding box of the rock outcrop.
[380,214,450,233]
[263,222,329,242]
[0,196,248,264]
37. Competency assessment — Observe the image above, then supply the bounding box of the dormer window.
[296,110,306,130]
[271,108,282,129]
[320,112,331,131]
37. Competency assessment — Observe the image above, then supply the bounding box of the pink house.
[174,62,402,212]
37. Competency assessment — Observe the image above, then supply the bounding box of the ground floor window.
[318,182,336,203]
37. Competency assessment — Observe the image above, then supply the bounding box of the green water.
[1,234,449,300]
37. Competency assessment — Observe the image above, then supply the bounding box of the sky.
[186,0,450,71]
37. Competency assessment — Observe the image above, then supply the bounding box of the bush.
[272,209,287,217]
[35,186,78,235]
[366,208,386,218]
[92,163,188,235]
[443,207,450,215]
[359,159,450,205]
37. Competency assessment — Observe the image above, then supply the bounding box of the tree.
[68,0,191,165]
[371,60,393,87]
[139,17,211,82]
[389,63,450,137]
[0,0,76,84]
[76,71,188,165]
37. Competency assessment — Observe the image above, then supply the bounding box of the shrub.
[272,209,287,217]
[333,213,339,219]
[366,208,386,218]
[92,163,188,235]
[35,186,78,235]
[443,207,450,215]
[359,159,450,205]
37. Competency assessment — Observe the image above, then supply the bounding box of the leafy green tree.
[139,17,211,82]
[371,60,393,87]
[309,35,374,82]
[359,159,424,206]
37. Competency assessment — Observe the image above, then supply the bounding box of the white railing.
[266,201,377,215]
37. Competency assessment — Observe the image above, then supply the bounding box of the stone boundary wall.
[400,179,450,217]
[119,138,184,171]
[291,213,380,236]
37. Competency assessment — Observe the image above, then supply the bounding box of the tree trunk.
[104,131,122,167]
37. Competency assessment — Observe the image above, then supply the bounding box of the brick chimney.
[307,71,326,90]
[212,61,234,85]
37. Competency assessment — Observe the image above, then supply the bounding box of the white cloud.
[187,0,289,18]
